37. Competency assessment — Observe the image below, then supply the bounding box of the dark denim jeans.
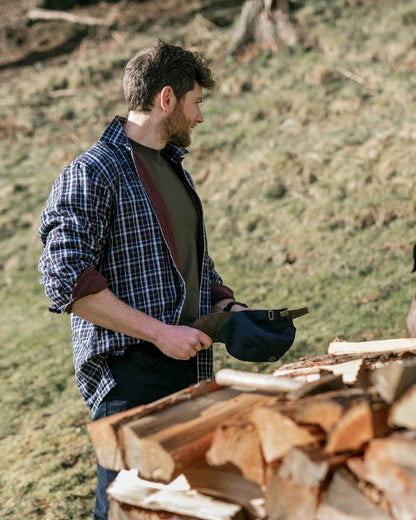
[91,342,197,520]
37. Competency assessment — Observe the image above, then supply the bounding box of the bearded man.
[38,40,247,519]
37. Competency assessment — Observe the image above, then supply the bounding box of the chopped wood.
[205,418,264,486]
[294,398,344,432]
[328,337,416,355]
[277,352,363,370]
[278,447,330,488]
[88,351,416,520]
[265,472,319,520]
[119,388,275,481]
[370,359,416,403]
[276,358,367,385]
[388,383,416,429]
[315,470,394,520]
[27,7,113,26]
[215,368,302,393]
[287,373,345,399]
[88,380,221,471]
[276,350,416,376]
[271,387,365,429]
[265,446,336,519]
[107,470,246,520]
[325,400,389,454]
[347,433,416,520]
[109,499,192,520]
[184,463,265,520]
[250,405,322,463]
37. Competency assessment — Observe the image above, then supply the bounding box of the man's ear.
[160,86,176,113]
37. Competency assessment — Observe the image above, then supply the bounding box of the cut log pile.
[88,338,416,520]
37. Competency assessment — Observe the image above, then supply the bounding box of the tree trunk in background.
[229,0,297,55]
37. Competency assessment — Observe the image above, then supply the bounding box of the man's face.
[163,83,204,147]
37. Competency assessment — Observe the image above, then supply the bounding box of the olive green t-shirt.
[129,139,200,326]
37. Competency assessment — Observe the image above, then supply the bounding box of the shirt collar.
[101,116,189,165]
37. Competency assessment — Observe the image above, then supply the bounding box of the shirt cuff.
[211,282,234,304]
[71,267,108,303]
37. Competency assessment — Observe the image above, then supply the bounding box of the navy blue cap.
[218,308,308,362]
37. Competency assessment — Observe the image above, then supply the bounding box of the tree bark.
[228,0,297,55]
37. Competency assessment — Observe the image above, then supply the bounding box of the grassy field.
[1,0,416,518]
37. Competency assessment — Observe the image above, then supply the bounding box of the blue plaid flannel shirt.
[38,116,226,416]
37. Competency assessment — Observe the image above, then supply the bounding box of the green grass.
[1,0,416,518]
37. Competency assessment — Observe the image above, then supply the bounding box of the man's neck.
[124,111,166,150]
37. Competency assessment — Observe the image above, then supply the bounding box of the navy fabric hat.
[193,307,308,363]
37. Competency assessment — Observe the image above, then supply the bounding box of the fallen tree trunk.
[27,7,114,26]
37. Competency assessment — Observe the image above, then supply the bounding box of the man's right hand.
[72,289,212,360]
[154,324,213,360]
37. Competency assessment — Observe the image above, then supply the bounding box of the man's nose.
[196,107,204,124]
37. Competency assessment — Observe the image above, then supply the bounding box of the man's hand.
[71,289,212,361]
[211,298,249,313]
[154,324,212,360]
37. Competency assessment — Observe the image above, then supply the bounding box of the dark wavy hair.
[123,40,215,112]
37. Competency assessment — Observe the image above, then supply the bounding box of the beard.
[163,103,193,148]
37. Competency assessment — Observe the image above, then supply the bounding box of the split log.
[370,359,416,403]
[328,337,416,355]
[109,499,193,520]
[270,387,365,430]
[287,373,345,400]
[215,368,302,393]
[315,470,394,520]
[88,380,221,472]
[265,447,330,520]
[107,470,246,520]
[347,432,416,520]
[276,358,367,385]
[184,463,265,520]
[388,383,416,429]
[205,418,264,486]
[294,398,344,432]
[250,405,323,463]
[119,388,275,481]
[278,447,330,488]
[325,400,389,454]
[205,385,363,484]
[265,472,319,520]
[277,350,416,378]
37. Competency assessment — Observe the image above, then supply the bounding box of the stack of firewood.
[88,338,416,520]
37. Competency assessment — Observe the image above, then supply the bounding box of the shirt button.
[268,356,277,362]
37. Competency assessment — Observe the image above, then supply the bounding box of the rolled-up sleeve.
[38,159,114,313]
[206,255,235,303]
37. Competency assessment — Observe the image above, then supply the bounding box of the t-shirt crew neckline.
[128,138,163,163]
